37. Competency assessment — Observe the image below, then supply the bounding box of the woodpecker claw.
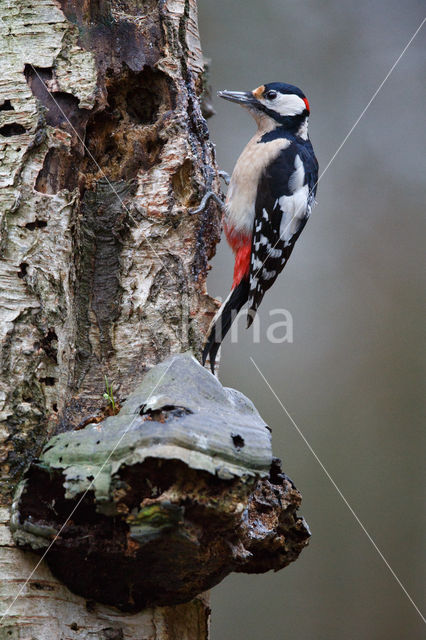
[219,170,230,185]
[190,163,228,215]
[189,191,225,215]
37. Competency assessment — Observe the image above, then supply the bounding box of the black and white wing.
[247,140,318,325]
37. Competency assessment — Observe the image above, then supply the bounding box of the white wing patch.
[279,155,309,246]
[288,155,305,192]
[279,185,309,245]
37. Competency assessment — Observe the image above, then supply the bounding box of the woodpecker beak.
[217,90,257,106]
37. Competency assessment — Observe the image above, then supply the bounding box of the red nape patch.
[232,244,251,288]
[303,97,310,113]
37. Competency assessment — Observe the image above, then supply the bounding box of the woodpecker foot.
[219,170,230,185]
[190,190,225,215]
[189,165,228,215]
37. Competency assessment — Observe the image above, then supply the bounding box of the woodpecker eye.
[265,90,277,100]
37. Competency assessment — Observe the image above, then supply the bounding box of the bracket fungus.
[11,353,310,612]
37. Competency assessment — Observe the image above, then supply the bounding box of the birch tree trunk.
[0,0,221,636]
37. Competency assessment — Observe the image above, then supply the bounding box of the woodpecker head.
[218,82,310,134]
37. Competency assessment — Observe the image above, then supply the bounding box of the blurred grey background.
[198,1,425,639]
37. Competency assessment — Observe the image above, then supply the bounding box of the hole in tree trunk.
[0,99,14,111]
[0,123,26,136]
[25,220,48,230]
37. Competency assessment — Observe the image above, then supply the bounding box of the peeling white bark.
[0,0,219,636]
[0,0,87,448]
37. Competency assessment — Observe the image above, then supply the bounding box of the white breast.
[226,135,290,235]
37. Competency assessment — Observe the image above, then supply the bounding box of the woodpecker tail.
[202,278,249,374]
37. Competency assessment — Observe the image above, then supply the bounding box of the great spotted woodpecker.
[202,82,318,373]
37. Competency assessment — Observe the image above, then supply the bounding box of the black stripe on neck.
[258,104,307,134]
[259,121,307,144]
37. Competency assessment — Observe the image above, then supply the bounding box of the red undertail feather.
[202,225,251,373]
[224,223,252,289]
[232,244,251,288]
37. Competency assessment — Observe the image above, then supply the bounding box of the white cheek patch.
[262,93,306,117]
